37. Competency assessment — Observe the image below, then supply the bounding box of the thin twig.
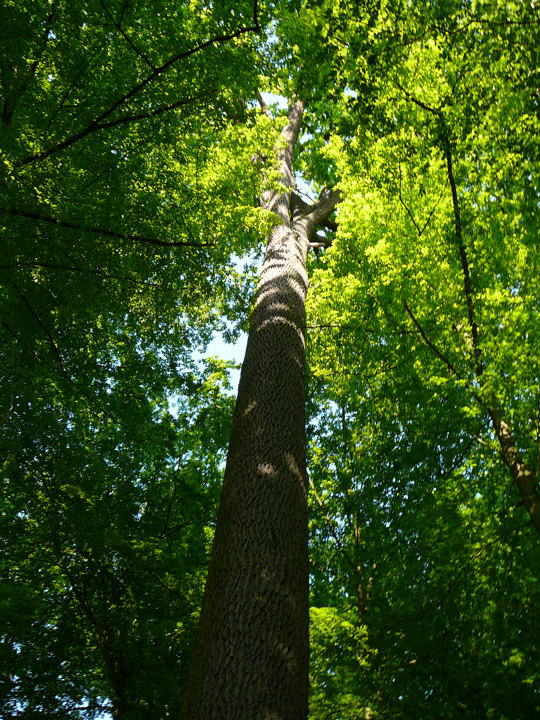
[395,81,443,116]
[309,475,357,572]
[92,89,215,132]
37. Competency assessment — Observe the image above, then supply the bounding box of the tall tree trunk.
[440,122,540,535]
[488,408,540,534]
[183,100,338,720]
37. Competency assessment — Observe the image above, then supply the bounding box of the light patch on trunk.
[243,399,257,415]
[258,462,277,477]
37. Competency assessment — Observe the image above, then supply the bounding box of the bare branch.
[17,3,262,166]
[95,89,215,131]
[291,186,341,232]
[488,409,540,534]
[0,261,157,287]
[2,1,59,126]
[257,91,271,117]
[1,207,212,248]
[310,232,332,247]
[11,281,65,371]
[395,81,443,116]
[441,130,483,377]
[97,0,155,70]
[291,191,338,232]
[403,300,462,379]
[304,187,341,238]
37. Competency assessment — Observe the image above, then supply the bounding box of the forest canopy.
[1,0,539,718]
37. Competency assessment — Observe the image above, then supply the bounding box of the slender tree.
[183,99,339,720]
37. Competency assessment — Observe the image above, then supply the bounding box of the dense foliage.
[1,0,538,718]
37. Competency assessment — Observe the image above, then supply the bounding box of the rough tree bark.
[488,409,540,534]
[182,100,339,720]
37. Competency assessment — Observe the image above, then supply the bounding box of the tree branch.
[0,261,157,287]
[97,0,155,70]
[536,395,540,476]
[94,89,215,132]
[1,320,40,362]
[395,81,443,117]
[309,233,332,248]
[396,86,482,375]
[309,475,357,573]
[396,83,539,535]
[260,99,305,223]
[11,281,65,372]
[257,90,271,117]
[441,129,483,377]
[398,165,422,235]
[443,133,539,533]
[397,165,443,238]
[2,1,59,126]
[1,207,211,248]
[403,300,462,379]
[19,90,213,165]
[291,191,338,232]
[291,186,340,241]
[306,187,341,228]
[17,2,262,165]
